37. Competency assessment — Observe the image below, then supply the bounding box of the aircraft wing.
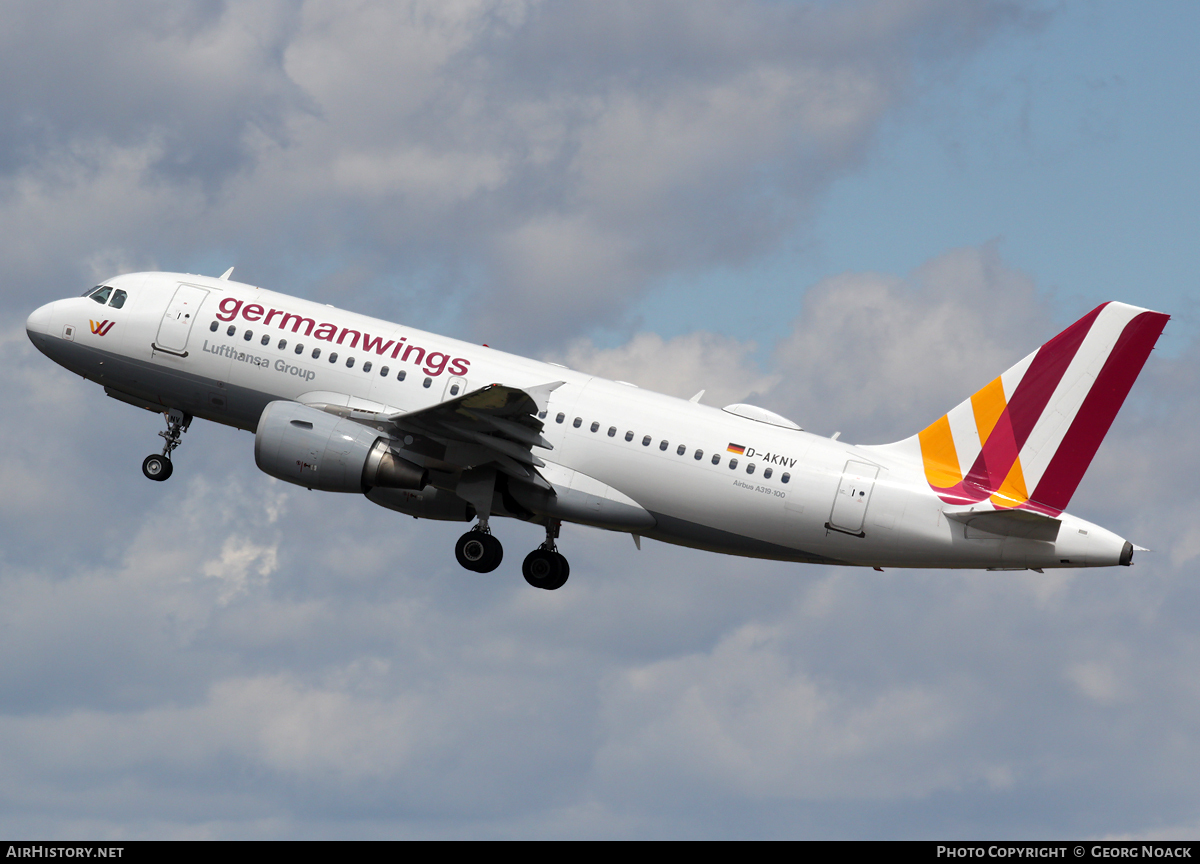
[383,382,564,488]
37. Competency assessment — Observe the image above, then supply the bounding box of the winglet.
[523,381,566,414]
[219,267,234,281]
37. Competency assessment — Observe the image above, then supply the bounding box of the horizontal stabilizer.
[944,508,1062,541]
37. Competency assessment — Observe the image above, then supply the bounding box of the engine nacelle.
[254,400,428,493]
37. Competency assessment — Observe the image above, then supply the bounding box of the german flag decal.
[726,443,745,455]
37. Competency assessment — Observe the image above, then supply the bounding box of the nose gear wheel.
[142,409,190,482]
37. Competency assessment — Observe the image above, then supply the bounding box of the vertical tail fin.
[914,302,1168,515]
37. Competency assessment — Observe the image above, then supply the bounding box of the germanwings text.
[215,296,470,378]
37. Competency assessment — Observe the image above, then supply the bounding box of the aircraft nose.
[25,301,55,338]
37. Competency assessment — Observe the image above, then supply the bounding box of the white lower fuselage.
[26,271,1131,570]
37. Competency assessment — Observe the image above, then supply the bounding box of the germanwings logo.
[89,319,115,336]
[917,302,1168,516]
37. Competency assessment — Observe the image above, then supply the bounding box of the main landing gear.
[452,518,571,590]
[522,519,569,591]
[142,408,191,482]
[455,525,504,573]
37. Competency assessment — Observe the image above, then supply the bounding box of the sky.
[2,0,1199,840]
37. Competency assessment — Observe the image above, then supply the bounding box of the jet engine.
[254,400,427,493]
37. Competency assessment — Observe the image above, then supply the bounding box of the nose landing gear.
[142,408,190,482]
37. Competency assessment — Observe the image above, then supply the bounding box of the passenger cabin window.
[261,335,269,346]
[781,472,790,484]
[711,454,720,465]
[556,413,565,424]
[313,348,321,359]
[279,339,287,350]
[397,370,406,381]
[573,417,582,428]
[746,463,755,475]
[295,344,304,354]
[642,435,651,446]
[608,426,617,437]
[694,450,703,460]
[89,286,112,305]
[109,289,127,309]
[227,325,236,336]
[380,366,389,376]
[209,321,219,332]
[346,357,355,368]
[539,411,548,420]
[590,421,599,433]
[659,440,669,451]
[329,352,338,363]
[243,330,253,341]
[423,377,431,388]
[676,444,686,456]
[625,431,634,442]
[363,361,372,373]
[729,458,738,470]
[763,467,773,479]
[450,383,460,395]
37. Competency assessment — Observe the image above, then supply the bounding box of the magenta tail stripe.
[959,303,1106,495]
[1004,303,1108,451]
[1030,310,1170,512]
[965,407,1020,492]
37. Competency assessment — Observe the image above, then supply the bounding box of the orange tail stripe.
[970,376,1007,444]
[989,456,1030,509]
[918,415,962,490]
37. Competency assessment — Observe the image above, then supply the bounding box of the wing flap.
[387,382,564,482]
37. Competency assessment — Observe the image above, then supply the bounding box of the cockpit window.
[81,286,101,297]
[108,289,127,309]
[89,286,112,305]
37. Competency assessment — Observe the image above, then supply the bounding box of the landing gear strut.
[522,519,569,590]
[455,525,504,573]
[142,408,191,482]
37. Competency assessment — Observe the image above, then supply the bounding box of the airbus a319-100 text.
[25,269,1168,589]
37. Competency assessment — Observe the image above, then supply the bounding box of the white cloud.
[550,329,777,406]
[0,0,1035,342]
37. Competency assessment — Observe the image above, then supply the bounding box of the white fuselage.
[25,271,1132,570]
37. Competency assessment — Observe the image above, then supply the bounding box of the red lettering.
[449,357,470,376]
[423,351,449,376]
[314,322,337,341]
[242,303,264,322]
[337,328,361,348]
[401,344,425,365]
[264,308,282,326]
[216,297,243,321]
[362,333,395,355]
[279,313,316,336]
[390,337,408,359]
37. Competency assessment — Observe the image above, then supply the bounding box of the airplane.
[25,269,1168,590]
